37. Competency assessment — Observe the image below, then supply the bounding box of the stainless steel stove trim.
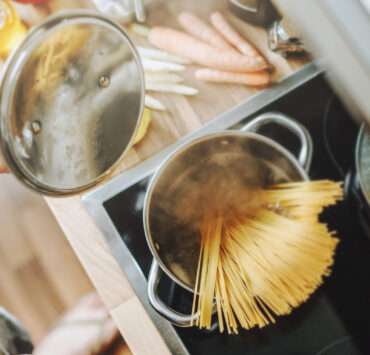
[82,61,322,354]
[82,198,189,355]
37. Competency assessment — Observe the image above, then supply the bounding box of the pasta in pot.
[191,180,343,334]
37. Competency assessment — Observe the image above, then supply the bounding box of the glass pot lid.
[0,10,145,195]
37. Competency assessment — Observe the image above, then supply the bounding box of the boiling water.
[148,138,304,289]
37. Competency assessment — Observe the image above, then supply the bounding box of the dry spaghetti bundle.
[191,180,342,334]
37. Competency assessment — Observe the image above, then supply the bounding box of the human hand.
[33,292,119,355]
[0,59,8,174]
[0,153,8,174]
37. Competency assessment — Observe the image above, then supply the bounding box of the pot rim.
[143,129,309,294]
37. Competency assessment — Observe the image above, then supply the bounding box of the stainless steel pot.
[143,112,313,327]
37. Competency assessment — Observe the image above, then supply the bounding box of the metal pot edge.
[143,129,310,294]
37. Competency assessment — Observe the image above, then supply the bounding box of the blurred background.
[0,174,93,343]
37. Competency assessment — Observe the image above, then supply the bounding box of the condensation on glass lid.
[4,12,144,193]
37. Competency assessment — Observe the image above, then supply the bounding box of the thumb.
[0,152,9,174]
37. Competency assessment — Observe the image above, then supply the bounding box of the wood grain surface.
[46,196,171,355]
[7,0,311,354]
[0,174,93,343]
[111,0,310,177]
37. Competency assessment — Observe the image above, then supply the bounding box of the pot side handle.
[148,260,199,327]
[240,112,313,172]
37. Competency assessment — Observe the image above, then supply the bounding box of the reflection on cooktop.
[316,333,370,355]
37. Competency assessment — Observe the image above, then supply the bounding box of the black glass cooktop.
[100,73,370,355]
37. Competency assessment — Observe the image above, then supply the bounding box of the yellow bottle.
[0,0,27,58]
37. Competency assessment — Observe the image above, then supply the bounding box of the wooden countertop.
[10,1,310,353]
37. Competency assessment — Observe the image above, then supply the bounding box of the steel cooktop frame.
[82,61,322,355]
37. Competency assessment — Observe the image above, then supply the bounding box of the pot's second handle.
[148,260,199,327]
[241,112,313,172]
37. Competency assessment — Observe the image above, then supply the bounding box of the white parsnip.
[144,94,166,111]
[141,58,185,72]
[146,83,198,95]
[130,23,151,37]
[145,71,184,83]
[138,46,191,65]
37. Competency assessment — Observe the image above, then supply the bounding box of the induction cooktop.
[83,62,370,355]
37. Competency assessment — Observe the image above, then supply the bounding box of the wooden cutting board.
[107,0,311,177]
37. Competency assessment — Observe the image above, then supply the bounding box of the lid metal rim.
[0,9,145,196]
[355,124,370,206]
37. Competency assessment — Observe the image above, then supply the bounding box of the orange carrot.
[210,12,266,62]
[148,27,268,72]
[195,68,270,86]
[178,12,234,51]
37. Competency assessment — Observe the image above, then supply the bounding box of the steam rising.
[148,135,303,288]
